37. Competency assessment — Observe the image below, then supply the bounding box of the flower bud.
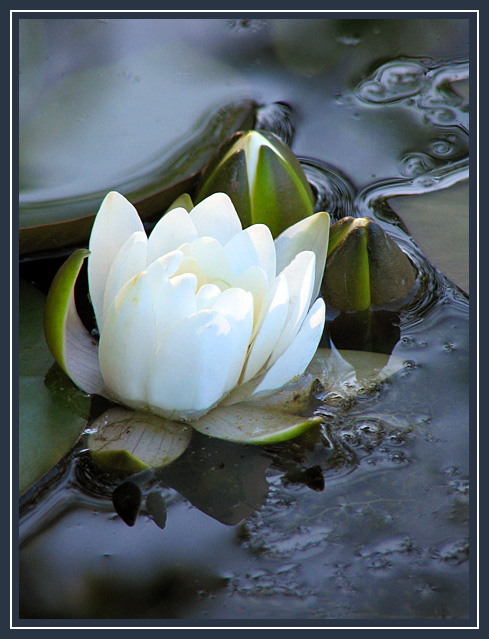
[195,130,315,238]
[321,217,417,312]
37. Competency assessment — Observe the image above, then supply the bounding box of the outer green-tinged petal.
[275,211,330,301]
[224,223,276,283]
[147,311,236,420]
[98,266,159,407]
[252,297,325,397]
[189,402,321,445]
[88,407,192,473]
[147,207,198,265]
[190,192,242,245]
[241,274,290,383]
[268,250,315,365]
[88,191,144,332]
[102,231,148,325]
[44,248,104,395]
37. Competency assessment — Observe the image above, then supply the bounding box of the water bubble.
[336,36,361,46]
[400,152,435,178]
[255,102,295,146]
[430,139,454,157]
[301,159,355,221]
[357,61,425,104]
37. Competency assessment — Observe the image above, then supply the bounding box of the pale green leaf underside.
[190,404,322,444]
[88,408,192,472]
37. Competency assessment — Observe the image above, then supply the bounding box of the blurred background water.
[17,17,471,621]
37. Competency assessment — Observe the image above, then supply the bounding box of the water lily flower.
[45,191,330,424]
[195,130,315,238]
[322,216,417,312]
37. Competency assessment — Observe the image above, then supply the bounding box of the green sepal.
[44,248,104,395]
[252,145,314,237]
[44,248,89,372]
[165,193,194,213]
[322,217,416,312]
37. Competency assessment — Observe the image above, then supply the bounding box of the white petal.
[147,207,198,265]
[99,266,159,408]
[224,224,276,283]
[196,283,222,311]
[156,249,184,277]
[147,310,235,419]
[275,211,330,301]
[241,274,290,383]
[102,231,148,325]
[234,265,269,338]
[190,193,242,245]
[152,272,197,350]
[210,288,254,392]
[174,237,234,290]
[267,250,316,365]
[88,191,145,333]
[250,297,325,397]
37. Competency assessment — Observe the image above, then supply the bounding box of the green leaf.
[19,280,90,495]
[44,249,105,395]
[88,408,192,474]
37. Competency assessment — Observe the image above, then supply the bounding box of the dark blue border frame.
[10,8,479,630]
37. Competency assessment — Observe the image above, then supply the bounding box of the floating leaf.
[189,403,322,445]
[88,408,192,474]
[19,280,90,495]
[388,180,469,293]
[20,26,256,254]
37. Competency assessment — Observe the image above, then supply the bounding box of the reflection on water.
[18,17,470,621]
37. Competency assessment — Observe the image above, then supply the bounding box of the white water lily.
[46,191,330,424]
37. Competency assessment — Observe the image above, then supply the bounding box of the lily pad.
[19,21,255,255]
[19,279,90,495]
[388,180,469,293]
[88,408,192,474]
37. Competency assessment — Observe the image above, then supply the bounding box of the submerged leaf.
[112,482,142,527]
[19,280,90,495]
[146,491,168,529]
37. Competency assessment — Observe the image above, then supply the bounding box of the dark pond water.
[18,17,471,622]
